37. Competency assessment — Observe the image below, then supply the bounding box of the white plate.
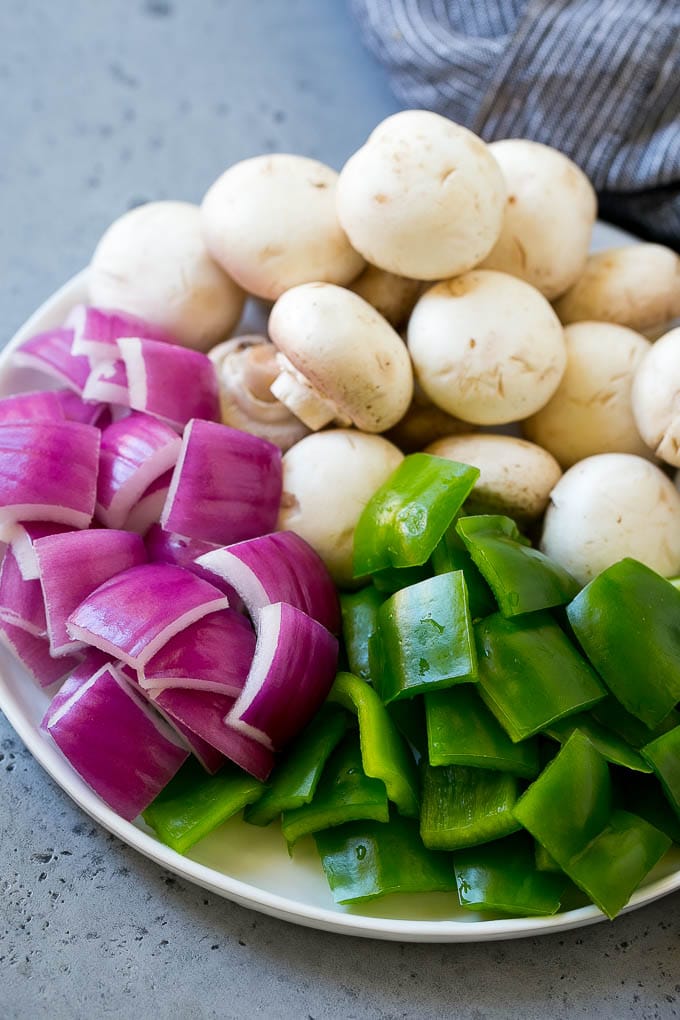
[2,249,680,943]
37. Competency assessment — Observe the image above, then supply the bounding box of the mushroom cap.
[277,429,404,586]
[336,110,506,280]
[480,139,596,300]
[407,269,566,425]
[540,453,680,584]
[200,154,364,301]
[268,282,413,433]
[553,244,680,332]
[631,326,680,467]
[349,265,423,329]
[523,321,651,467]
[425,433,562,521]
[89,200,244,351]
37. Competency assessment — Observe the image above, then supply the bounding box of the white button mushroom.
[553,245,680,334]
[277,429,404,586]
[540,453,680,584]
[89,200,244,351]
[207,335,309,451]
[200,154,365,301]
[631,326,680,467]
[336,110,506,280]
[480,140,597,300]
[349,265,423,329]
[425,433,562,522]
[407,270,566,425]
[523,322,652,467]
[268,282,413,433]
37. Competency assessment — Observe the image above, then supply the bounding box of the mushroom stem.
[270,355,352,430]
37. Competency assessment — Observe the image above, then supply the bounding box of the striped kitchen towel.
[350,0,680,248]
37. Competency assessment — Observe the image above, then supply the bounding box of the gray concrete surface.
[1,2,679,1018]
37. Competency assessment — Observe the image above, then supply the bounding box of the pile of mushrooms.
[87,111,680,587]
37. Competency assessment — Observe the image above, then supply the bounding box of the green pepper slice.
[431,523,496,620]
[591,696,680,749]
[339,586,385,683]
[425,685,540,778]
[353,454,480,576]
[475,611,606,742]
[374,571,477,705]
[314,814,457,904]
[328,672,420,817]
[544,715,652,773]
[244,705,348,827]
[143,758,264,854]
[454,834,567,916]
[641,726,680,818]
[534,843,562,874]
[567,558,680,727]
[371,562,433,594]
[456,514,579,617]
[420,763,521,850]
[615,771,680,844]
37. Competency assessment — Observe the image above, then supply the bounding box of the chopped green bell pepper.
[339,586,385,683]
[567,558,680,727]
[243,704,348,827]
[534,843,562,874]
[615,771,680,844]
[143,757,264,854]
[353,454,480,576]
[425,684,540,778]
[454,834,567,916]
[328,672,420,817]
[456,514,580,617]
[388,697,428,758]
[431,523,496,620]
[314,814,457,904]
[544,714,652,773]
[374,571,477,705]
[591,696,680,749]
[420,763,521,850]
[475,611,606,742]
[641,726,680,818]
[372,562,433,594]
[281,736,389,847]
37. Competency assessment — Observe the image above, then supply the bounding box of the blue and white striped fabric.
[350,0,680,248]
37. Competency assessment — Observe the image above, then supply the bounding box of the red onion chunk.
[36,530,147,655]
[66,563,230,668]
[226,603,338,751]
[145,524,242,606]
[13,329,90,393]
[97,413,181,529]
[161,420,282,545]
[8,522,73,580]
[67,305,174,363]
[0,421,100,533]
[0,546,47,636]
[53,389,106,426]
[198,531,341,635]
[44,664,188,820]
[0,619,80,689]
[124,470,172,535]
[0,390,65,424]
[118,338,219,428]
[82,359,129,405]
[45,648,113,718]
[152,686,274,781]
[140,609,255,695]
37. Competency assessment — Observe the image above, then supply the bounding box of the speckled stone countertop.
[1,3,679,1018]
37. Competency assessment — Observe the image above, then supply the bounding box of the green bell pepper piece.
[544,715,652,773]
[475,611,606,742]
[641,726,680,818]
[567,558,680,727]
[425,684,540,778]
[281,736,389,847]
[243,705,348,827]
[352,453,480,576]
[328,672,420,817]
[534,843,562,874]
[431,523,496,620]
[339,586,385,683]
[420,763,522,850]
[314,814,457,904]
[143,758,264,855]
[372,562,433,594]
[455,514,580,617]
[591,696,680,749]
[615,771,680,844]
[454,833,567,916]
[388,697,428,758]
[374,571,477,705]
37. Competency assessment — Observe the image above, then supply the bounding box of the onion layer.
[0,390,65,424]
[67,305,173,363]
[119,338,219,428]
[0,546,47,636]
[0,619,81,689]
[14,329,90,392]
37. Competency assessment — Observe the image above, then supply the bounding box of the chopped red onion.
[7,522,73,580]
[0,619,81,689]
[161,420,282,545]
[118,338,219,428]
[96,412,181,529]
[82,359,129,404]
[0,421,100,533]
[0,546,47,636]
[145,524,242,606]
[36,530,147,655]
[53,389,106,426]
[123,470,173,535]
[197,531,340,634]
[67,305,174,363]
[0,390,65,424]
[13,328,90,393]
[140,609,255,695]
[226,603,338,751]
[66,563,230,668]
[43,663,188,821]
